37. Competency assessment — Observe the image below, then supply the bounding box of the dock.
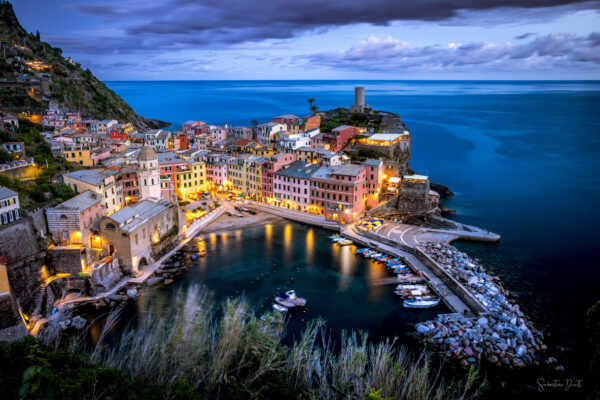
[341,225,478,315]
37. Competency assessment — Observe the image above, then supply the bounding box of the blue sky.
[12,0,600,80]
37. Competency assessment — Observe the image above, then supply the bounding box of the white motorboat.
[275,296,296,308]
[285,290,307,306]
[396,284,428,291]
[272,304,288,312]
[403,298,440,308]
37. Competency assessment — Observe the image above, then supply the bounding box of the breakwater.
[416,243,558,369]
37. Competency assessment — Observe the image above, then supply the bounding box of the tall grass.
[85,285,485,399]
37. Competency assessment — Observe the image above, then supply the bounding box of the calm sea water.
[105,80,600,370]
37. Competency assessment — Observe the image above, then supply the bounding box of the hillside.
[0,2,167,130]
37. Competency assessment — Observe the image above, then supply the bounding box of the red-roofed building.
[323,125,360,151]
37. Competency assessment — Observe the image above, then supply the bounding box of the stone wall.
[0,218,41,264]
[5,254,46,314]
[1,163,42,180]
[0,294,27,341]
[47,247,86,276]
[25,207,48,236]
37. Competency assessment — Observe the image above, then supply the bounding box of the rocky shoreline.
[415,243,561,369]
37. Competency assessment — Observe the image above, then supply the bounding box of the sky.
[11,0,600,80]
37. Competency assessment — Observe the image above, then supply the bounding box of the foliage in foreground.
[0,336,200,400]
[79,285,485,400]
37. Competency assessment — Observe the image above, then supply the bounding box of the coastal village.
[0,84,561,371]
[0,2,561,371]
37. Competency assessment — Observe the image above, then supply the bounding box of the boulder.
[146,277,164,287]
[487,355,499,364]
[108,294,122,302]
[71,316,86,329]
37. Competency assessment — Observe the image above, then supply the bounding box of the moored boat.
[285,290,307,306]
[275,294,297,308]
[403,298,440,308]
[272,304,288,312]
[355,248,370,254]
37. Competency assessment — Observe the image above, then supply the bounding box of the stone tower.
[355,87,365,106]
[350,86,371,113]
[137,146,161,200]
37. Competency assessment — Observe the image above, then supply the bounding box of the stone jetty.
[415,243,558,369]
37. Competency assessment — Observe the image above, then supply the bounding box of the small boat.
[338,240,353,246]
[368,252,383,259]
[397,277,425,284]
[272,304,288,312]
[329,234,341,240]
[387,261,404,266]
[362,251,376,257]
[285,290,307,306]
[275,294,297,308]
[403,298,440,308]
[355,248,370,254]
[387,258,401,264]
[378,257,392,262]
[396,284,428,291]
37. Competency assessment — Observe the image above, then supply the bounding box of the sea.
[104,80,600,389]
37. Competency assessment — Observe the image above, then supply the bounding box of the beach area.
[197,207,285,234]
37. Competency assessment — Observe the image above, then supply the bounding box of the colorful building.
[273,161,320,211]
[0,187,21,226]
[174,160,206,199]
[323,125,360,151]
[310,164,367,223]
[362,159,384,208]
[261,153,296,203]
[46,190,102,246]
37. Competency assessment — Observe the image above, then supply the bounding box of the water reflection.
[366,259,386,302]
[283,224,292,261]
[265,224,272,252]
[89,222,445,351]
[305,229,314,264]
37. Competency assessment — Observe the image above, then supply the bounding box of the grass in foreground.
[79,285,485,399]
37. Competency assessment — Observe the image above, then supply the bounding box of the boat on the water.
[285,290,307,306]
[396,284,428,291]
[355,248,370,254]
[274,295,297,308]
[338,240,353,246]
[272,304,288,312]
[403,298,440,308]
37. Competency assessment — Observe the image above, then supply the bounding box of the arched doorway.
[108,244,115,255]
[138,257,148,270]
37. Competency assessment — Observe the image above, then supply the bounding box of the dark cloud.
[58,0,600,54]
[305,33,600,72]
[515,32,537,40]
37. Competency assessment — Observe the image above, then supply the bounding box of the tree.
[308,98,315,115]
[250,119,258,128]
[35,30,40,40]
[310,105,318,115]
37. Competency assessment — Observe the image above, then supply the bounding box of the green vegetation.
[321,110,381,133]
[0,336,199,400]
[57,286,485,400]
[0,119,76,208]
[0,2,163,130]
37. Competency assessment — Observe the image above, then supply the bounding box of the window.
[105,223,116,230]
